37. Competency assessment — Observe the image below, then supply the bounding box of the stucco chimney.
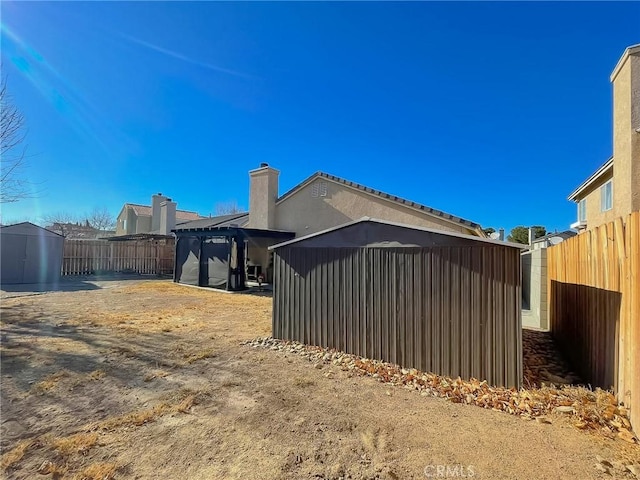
[151,193,169,232]
[249,163,279,230]
[159,199,177,235]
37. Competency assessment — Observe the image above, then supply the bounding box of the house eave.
[610,44,640,83]
[567,157,614,202]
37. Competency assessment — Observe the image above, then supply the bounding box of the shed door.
[0,233,27,284]
[23,235,62,284]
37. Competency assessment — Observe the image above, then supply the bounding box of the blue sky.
[1,2,638,234]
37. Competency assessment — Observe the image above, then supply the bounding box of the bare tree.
[86,206,115,232]
[42,212,77,238]
[214,200,244,216]
[1,79,31,203]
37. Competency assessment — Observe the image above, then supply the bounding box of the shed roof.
[269,217,525,250]
[0,222,63,238]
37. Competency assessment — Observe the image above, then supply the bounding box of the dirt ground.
[1,279,639,480]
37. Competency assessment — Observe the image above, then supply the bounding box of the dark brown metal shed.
[270,218,524,388]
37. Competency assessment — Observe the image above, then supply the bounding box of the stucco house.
[115,193,205,236]
[173,165,484,290]
[568,45,640,230]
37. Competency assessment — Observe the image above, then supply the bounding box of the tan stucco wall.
[612,51,637,217]
[629,52,640,212]
[248,167,279,230]
[136,216,152,234]
[274,178,476,237]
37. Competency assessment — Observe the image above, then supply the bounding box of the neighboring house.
[173,164,484,289]
[530,230,577,250]
[45,221,115,239]
[115,193,205,236]
[568,44,640,230]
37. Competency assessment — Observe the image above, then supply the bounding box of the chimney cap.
[260,162,269,168]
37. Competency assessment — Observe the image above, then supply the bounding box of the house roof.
[276,171,483,233]
[269,217,524,250]
[567,157,614,202]
[531,230,577,243]
[173,212,249,231]
[125,203,204,222]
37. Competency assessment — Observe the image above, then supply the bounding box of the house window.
[600,180,612,212]
[578,199,586,222]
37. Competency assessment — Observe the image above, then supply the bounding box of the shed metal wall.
[0,226,64,285]
[273,246,522,388]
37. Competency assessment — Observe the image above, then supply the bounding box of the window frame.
[578,198,587,222]
[600,180,613,212]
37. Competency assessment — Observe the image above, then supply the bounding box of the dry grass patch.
[38,460,69,477]
[88,403,171,432]
[143,369,169,382]
[50,432,99,456]
[87,370,106,381]
[183,348,216,364]
[293,377,316,388]
[72,461,117,480]
[1,439,33,470]
[221,379,242,388]
[32,370,70,393]
[87,389,207,432]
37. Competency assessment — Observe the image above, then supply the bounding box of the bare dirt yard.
[1,279,639,479]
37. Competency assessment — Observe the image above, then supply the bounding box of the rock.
[535,417,551,424]
[554,406,575,414]
[596,456,613,468]
[617,429,638,444]
[611,461,626,472]
[627,464,640,478]
[594,463,611,475]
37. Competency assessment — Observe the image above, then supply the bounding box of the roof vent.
[260,162,269,168]
[158,192,162,195]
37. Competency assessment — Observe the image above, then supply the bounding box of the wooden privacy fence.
[548,211,639,430]
[62,239,175,276]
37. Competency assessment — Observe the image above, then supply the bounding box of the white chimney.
[159,199,177,235]
[152,193,169,232]
[248,163,279,230]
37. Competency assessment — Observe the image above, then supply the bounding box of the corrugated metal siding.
[273,246,522,388]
